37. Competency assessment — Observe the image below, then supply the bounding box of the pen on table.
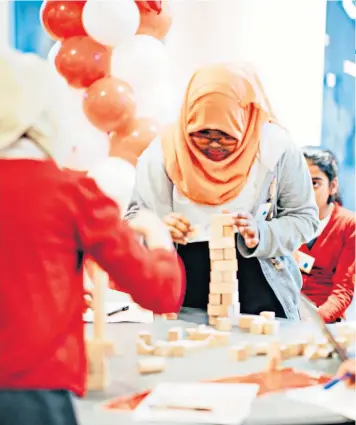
[323,372,354,390]
[107,305,130,317]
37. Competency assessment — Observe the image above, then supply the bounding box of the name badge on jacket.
[293,250,315,274]
[255,203,272,222]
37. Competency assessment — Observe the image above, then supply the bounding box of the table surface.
[76,308,353,425]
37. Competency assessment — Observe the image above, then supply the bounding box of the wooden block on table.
[263,320,280,335]
[168,327,183,342]
[229,345,250,361]
[138,331,152,346]
[162,313,178,320]
[237,314,256,330]
[287,342,304,357]
[209,249,225,261]
[317,347,333,359]
[210,331,230,347]
[154,341,173,357]
[207,303,229,317]
[221,293,233,305]
[208,316,218,326]
[254,342,270,356]
[87,371,108,391]
[250,318,266,335]
[260,311,276,321]
[266,341,282,372]
[136,338,155,355]
[210,282,236,294]
[223,248,236,260]
[209,237,235,250]
[303,345,319,360]
[223,225,235,237]
[138,357,166,374]
[216,317,232,331]
[209,293,222,305]
[211,259,238,271]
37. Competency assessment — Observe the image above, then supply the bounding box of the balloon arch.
[41,0,172,184]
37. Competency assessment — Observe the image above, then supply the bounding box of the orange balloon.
[55,36,111,88]
[110,117,159,161]
[137,1,172,40]
[83,77,136,133]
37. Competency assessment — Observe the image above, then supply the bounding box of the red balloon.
[110,118,159,162]
[41,1,87,41]
[137,1,172,40]
[55,36,111,89]
[83,77,136,133]
[136,1,162,14]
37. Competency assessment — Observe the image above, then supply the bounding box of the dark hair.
[302,146,342,205]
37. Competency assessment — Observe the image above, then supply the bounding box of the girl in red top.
[299,146,355,323]
[0,50,185,424]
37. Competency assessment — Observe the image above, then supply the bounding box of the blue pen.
[324,372,354,390]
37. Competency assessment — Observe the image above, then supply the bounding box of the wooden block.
[211,259,238,271]
[209,293,222,305]
[208,316,218,326]
[223,271,238,281]
[238,314,256,330]
[138,357,166,374]
[210,331,230,347]
[254,342,270,356]
[280,344,294,360]
[207,303,229,317]
[287,342,304,357]
[209,237,235,250]
[250,318,266,335]
[210,282,236,294]
[209,249,224,261]
[230,345,249,361]
[316,339,329,349]
[153,341,172,357]
[263,320,280,335]
[162,313,178,320]
[260,311,276,321]
[304,345,319,360]
[168,327,183,342]
[221,293,233,305]
[317,347,333,359]
[210,270,224,283]
[216,317,232,331]
[212,214,234,226]
[136,338,155,355]
[223,225,235,237]
[138,331,152,346]
[223,248,236,260]
[266,341,282,372]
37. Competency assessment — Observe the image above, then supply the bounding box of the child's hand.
[336,358,356,389]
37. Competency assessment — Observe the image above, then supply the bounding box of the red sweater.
[0,159,185,396]
[300,204,355,323]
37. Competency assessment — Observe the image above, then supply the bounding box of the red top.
[300,204,355,323]
[0,160,185,396]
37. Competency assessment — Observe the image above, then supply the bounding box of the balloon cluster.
[41,0,172,172]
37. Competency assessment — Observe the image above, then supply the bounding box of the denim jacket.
[125,124,319,319]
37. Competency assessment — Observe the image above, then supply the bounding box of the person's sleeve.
[318,221,355,323]
[75,177,186,314]
[238,143,320,258]
[125,138,174,221]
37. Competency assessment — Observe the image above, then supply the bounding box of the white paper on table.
[287,384,356,420]
[83,302,153,324]
[133,382,259,424]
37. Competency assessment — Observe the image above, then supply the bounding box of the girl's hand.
[163,212,193,245]
[336,359,356,389]
[233,212,259,249]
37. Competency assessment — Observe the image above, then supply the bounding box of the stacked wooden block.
[208,214,239,326]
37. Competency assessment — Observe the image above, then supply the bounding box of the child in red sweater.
[298,147,355,323]
[0,50,185,424]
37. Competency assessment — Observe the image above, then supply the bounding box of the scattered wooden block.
[208,316,218,326]
[287,342,304,357]
[304,345,320,360]
[211,259,238,271]
[154,341,172,357]
[209,238,235,250]
[260,311,276,321]
[263,320,280,335]
[266,341,282,372]
[138,331,152,346]
[238,315,256,330]
[317,347,333,359]
[209,293,222,305]
[210,331,230,347]
[223,248,236,260]
[162,313,178,320]
[138,357,166,374]
[168,327,183,342]
[210,249,225,261]
[86,339,114,391]
[216,317,232,331]
[250,318,266,335]
[230,345,250,361]
[136,338,155,355]
[254,342,270,356]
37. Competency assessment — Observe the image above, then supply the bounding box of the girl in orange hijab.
[127,63,319,319]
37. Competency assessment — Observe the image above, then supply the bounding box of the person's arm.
[125,139,174,222]
[318,222,355,323]
[238,143,319,258]
[75,177,185,314]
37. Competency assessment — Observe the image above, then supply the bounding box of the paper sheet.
[133,382,259,424]
[84,302,154,324]
[288,384,356,420]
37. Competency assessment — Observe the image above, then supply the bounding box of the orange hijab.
[161,63,278,206]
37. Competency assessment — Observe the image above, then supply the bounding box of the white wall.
[0,0,9,49]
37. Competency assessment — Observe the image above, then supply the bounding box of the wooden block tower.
[86,264,115,391]
[208,214,239,326]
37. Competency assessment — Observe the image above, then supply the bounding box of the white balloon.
[89,157,136,214]
[47,41,61,68]
[111,35,168,93]
[82,0,140,47]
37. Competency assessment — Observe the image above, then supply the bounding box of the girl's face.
[306,160,338,211]
[190,129,238,161]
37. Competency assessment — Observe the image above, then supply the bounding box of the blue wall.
[322,1,355,210]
